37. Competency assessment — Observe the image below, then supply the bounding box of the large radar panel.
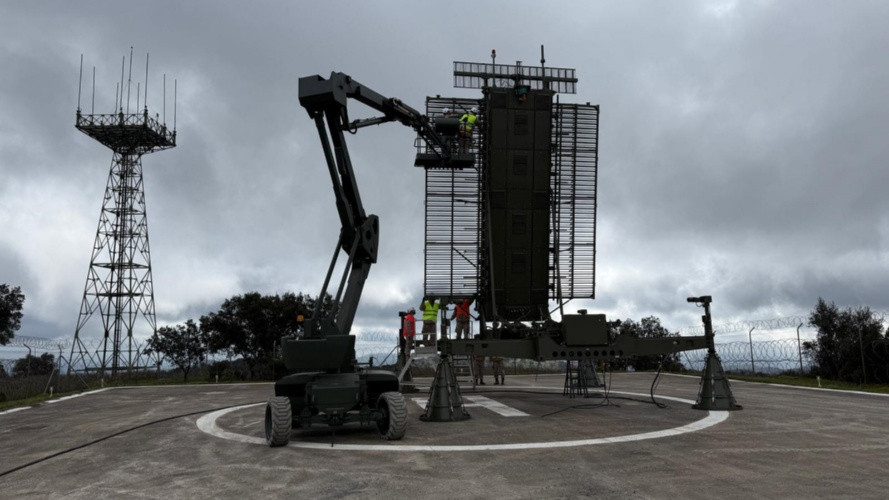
[421,53,598,323]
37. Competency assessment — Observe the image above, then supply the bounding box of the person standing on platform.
[419,296,440,345]
[473,354,486,385]
[491,355,505,385]
[450,298,473,340]
[401,308,416,357]
[459,106,478,152]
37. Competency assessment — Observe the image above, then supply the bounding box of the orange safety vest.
[455,300,471,319]
[402,314,416,338]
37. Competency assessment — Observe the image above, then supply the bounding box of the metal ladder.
[563,360,589,398]
[398,354,416,392]
[451,354,475,388]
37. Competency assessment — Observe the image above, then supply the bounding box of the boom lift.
[264,73,473,446]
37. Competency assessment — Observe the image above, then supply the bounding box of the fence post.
[24,343,32,377]
[748,327,756,374]
[796,321,804,374]
[858,326,867,384]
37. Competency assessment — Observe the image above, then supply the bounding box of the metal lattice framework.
[421,98,599,303]
[69,109,175,375]
[550,102,599,301]
[453,61,577,94]
[422,97,482,299]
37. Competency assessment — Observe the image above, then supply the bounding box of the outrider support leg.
[420,354,471,422]
[688,296,742,411]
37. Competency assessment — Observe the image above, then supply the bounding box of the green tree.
[201,292,322,377]
[616,316,683,371]
[1,284,25,345]
[145,320,207,382]
[12,353,55,377]
[806,297,886,383]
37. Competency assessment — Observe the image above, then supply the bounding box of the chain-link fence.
[681,338,813,374]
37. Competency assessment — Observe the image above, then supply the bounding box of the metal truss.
[69,110,174,376]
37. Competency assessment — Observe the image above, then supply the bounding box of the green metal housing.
[274,364,399,428]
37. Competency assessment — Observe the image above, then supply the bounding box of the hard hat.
[442,107,451,114]
[471,106,478,113]
[408,308,416,314]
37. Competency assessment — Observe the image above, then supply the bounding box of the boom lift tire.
[265,396,292,447]
[376,391,407,440]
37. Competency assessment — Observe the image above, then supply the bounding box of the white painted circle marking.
[195,390,729,451]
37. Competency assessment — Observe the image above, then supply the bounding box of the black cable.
[603,362,614,405]
[541,363,619,417]
[539,398,615,417]
[538,363,677,417]
[0,401,265,479]
[650,358,668,408]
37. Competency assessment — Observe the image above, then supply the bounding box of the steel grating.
[420,97,598,304]
[421,97,482,299]
[550,103,599,300]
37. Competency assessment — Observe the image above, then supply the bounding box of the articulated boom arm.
[297,72,459,339]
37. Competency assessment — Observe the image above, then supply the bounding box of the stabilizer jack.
[688,296,742,411]
[420,355,471,422]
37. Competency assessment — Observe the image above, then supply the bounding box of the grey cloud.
[2,1,888,343]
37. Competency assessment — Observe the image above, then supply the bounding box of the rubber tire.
[265,396,292,447]
[377,391,407,440]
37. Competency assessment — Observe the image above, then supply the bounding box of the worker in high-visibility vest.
[419,296,440,345]
[459,107,478,152]
[401,308,416,356]
[450,298,473,340]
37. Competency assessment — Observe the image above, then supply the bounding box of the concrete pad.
[1,374,887,499]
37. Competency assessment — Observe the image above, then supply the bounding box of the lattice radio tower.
[69,49,176,376]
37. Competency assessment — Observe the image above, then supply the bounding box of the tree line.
[0,287,325,381]
[1,284,25,346]
[144,292,329,381]
[804,297,889,384]
[611,316,685,372]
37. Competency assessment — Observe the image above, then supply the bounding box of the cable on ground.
[0,401,264,479]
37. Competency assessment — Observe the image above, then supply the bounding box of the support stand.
[582,359,604,388]
[688,296,742,411]
[419,354,471,422]
[693,351,742,411]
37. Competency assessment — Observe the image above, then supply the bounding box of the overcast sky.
[2,0,888,346]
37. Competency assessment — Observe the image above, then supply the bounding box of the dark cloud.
[2,1,888,344]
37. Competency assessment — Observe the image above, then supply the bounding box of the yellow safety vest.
[460,113,477,131]
[422,300,440,321]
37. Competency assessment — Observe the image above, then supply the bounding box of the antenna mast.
[69,49,177,376]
